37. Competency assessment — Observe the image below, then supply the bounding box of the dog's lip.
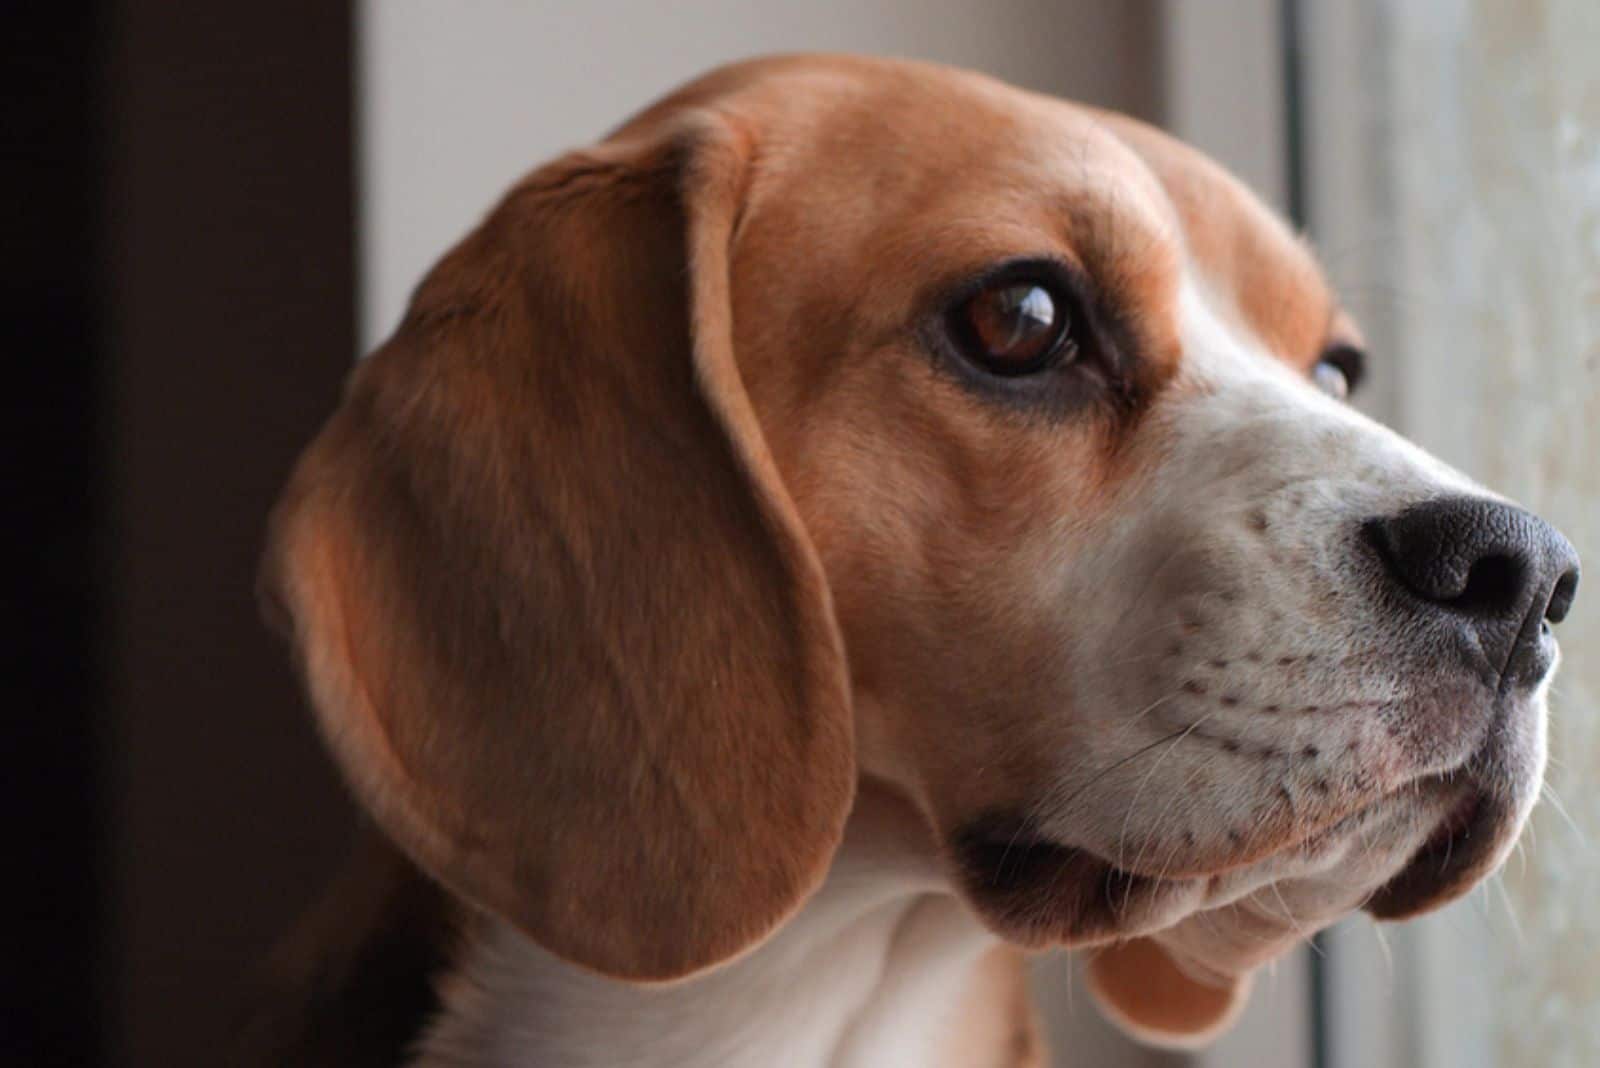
[948,816,1204,946]
[1367,684,1543,919]
[949,774,1485,942]
[1364,788,1509,920]
[955,818,1122,886]
[954,793,1369,897]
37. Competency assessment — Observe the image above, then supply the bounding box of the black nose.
[1365,496,1580,687]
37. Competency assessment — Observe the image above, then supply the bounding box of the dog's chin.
[1364,787,1523,920]
[950,767,1532,949]
[1366,687,1547,920]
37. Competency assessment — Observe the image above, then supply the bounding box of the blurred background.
[7,1,1595,1065]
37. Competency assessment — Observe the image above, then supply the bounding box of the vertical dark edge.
[1280,0,1310,232]
[105,3,360,1063]
[1140,0,1170,129]
[1150,1,1170,129]
[1279,3,1329,1068]
[350,0,369,352]
[2,4,111,1064]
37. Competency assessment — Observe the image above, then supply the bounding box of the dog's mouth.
[952,775,1519,946]
[1364,788,1513,919]
[950,816,1205,947]
[1363,688,1541,920]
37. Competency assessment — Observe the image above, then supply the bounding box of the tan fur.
[1091,112,1339,364]
[1084,937,1249,1051]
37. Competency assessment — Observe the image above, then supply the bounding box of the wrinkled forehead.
[689,57,1343,366]
[1091,109,1344,364]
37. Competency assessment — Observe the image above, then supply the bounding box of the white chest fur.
[411,794,1003,1068]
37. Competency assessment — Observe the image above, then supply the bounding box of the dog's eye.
[1312,343,1366,400]
[1312,360,1350,400]
[952,280,1076,375]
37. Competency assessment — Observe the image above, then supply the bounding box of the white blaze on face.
[1026,273,1541,940]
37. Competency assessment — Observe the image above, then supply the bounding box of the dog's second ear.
[262,111,854,981]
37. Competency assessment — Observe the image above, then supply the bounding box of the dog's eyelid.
[944,262,1085,375]
[937,256,1107,344]
[914,253,1139,419]
[941,256,1080,302]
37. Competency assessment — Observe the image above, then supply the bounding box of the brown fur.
[262,110,855,982]
[1092,112,1339,364]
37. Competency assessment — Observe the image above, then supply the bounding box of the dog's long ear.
[262,112,855,981]
[1086,937,1250,1050]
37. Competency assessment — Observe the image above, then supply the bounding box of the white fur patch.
[412,804,994,1068]
[1015,274,1546,963]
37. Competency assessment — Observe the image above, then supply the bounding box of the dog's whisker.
[1036,720,1193,827]
[1538,782,1588,849]
[1221,899,1278,946]
[1101,650,1176,669]
[1141,750,1221,896]
[1122,687,1185,731]
[1470,880,1491,919]
[990,793,1064,887]
[1370,919,1394,977]
[1253,882,1299,935]
[1116,709,1221,875]
[1493,874,1526,950]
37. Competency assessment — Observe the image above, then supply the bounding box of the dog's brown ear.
[1086,937,1251,1050]
[262,112,854,981]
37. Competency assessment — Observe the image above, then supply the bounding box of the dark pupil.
[967,283,1059,365]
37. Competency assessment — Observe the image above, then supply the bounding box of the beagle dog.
[251,55,1581,1067]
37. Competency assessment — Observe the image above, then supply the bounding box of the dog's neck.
[411,786,1028,1068]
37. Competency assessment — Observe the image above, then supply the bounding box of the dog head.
[263,55,1579,1047]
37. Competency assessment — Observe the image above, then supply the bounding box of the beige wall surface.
[1387,3,1600,1067]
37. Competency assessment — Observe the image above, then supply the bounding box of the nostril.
[1546,566,1580,624]
[1365,496,1577,688]
[1452,553,1527,617]
[1364,497,1553,622]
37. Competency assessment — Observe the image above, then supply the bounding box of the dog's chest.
[411,894,1013,1068]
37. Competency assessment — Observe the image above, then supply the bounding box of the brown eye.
[954,280,1075,374]
[1312,343,1367,400]
[1312,359,1350,400]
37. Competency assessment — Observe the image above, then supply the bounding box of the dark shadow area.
[4,4,109,1064]
[6,4,361,1064]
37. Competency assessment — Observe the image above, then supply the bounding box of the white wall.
[1387,3,1600,1065]
[1297,4,1600,1067]
[358,0,1160,346]
[1162,0,1287,212]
